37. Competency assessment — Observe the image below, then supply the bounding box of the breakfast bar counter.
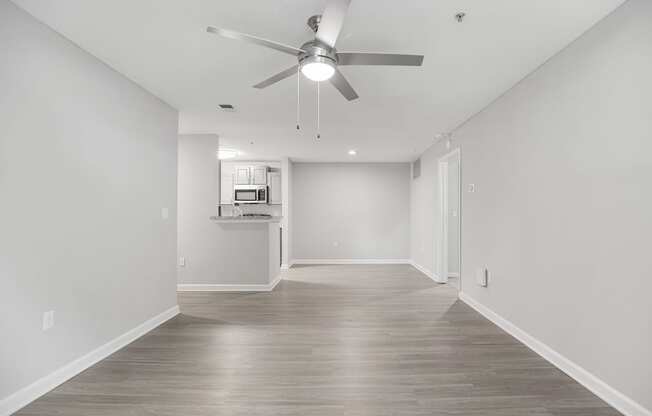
[177,216,282,292]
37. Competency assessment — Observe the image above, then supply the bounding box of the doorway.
[437,149,461,290]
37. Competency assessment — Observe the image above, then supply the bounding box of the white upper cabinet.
[269,171,282,205]
[234,166,251,185]
[252,166,268,185]
[220,161,280,205]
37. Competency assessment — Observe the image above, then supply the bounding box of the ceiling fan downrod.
[317,81,321,140]
[307,15,321,33]
[296,66,301,131]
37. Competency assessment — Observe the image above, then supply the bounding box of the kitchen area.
[177,135,409,292]
[176,135,290,292]
[217,161,283,218]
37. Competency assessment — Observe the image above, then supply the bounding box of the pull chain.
[316,81,321,139]
[296,67,300,130]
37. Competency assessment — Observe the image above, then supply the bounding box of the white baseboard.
[268,273,281,290]
[459,292,651,416]
[292,259,411,265]
[409,261,444,283]
[0,305,179,416]
[177,274,282,292]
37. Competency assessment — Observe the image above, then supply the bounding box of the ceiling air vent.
[218,104,236,112]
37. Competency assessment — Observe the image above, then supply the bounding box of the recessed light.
[348,149,357,156]
[217,149,238,159]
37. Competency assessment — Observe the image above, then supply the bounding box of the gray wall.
[281,157,293,266]
[177,136,272,285]
[0,0,178,403]
[177,134,219,284]
[411,0,651,411]
[293,163,410,261]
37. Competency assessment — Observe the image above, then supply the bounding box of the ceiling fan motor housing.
[298,40,338,68]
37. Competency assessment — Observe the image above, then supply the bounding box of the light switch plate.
[468,184,476,193]
[42,310,55,331]
[179,257,186,267]
[161,207,169,219]
[476,268,488,287]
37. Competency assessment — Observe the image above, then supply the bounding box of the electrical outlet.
[179,257,186,267]
[42,311,55,331]
[161,207,169,219]
[476,268,488,287]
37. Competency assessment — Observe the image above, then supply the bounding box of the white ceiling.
[13,0,624,162]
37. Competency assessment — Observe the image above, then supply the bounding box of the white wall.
[410,0,652,413]
[0,0,178,408]
[293,163,410,261]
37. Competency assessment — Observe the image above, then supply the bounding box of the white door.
[447,159,461,290]
[234,166,251,185]
[252,166,268,185]
[269,172,282,204]
[437,149,461,289]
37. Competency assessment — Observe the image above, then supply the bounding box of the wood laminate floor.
[17,265,620,415]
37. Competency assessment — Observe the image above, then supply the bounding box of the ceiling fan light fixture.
[300,56,335,82]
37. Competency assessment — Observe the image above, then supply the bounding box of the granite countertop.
[210,216,282,224]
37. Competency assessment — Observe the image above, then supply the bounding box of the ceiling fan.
[206,0,424,101]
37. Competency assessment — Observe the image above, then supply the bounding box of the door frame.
[436,148,461,287]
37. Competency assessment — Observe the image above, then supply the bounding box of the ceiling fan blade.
[207,26,304,56]
[315,0,351,48]
[337,52,424,66]
[329,69,359,101]
[253,65,299,89]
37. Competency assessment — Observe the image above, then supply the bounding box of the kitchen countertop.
[210,216,282,224]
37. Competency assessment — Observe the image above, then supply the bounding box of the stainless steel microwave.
[233,185,268,204]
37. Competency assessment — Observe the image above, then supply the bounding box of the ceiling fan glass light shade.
[301,59,335,82]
